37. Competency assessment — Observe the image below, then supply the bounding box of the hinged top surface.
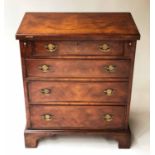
[16,12,140,40]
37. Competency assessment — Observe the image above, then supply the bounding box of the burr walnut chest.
[16,12,140,148]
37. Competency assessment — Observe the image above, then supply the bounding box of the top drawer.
[30,41,124,57]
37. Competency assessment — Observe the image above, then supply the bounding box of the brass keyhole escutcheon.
[104,88,114,96]
[99,43,110,52]
[104,114,113,122]
[45,43,57,52]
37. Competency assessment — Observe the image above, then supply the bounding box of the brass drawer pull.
[104,65,116,72]
[99,43,110,52]
[104,88,114,96]
[45,43,57,52]
[104,114,113,122]
[38,64,50,72]
[41,114,53,121]
[40,88,51,94]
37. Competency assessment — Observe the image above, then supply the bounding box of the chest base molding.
[24,126,131,148]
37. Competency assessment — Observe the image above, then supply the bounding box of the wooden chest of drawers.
[16,12,140,148]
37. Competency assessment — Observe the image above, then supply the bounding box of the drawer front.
[32,41,124,57]
[26,59,130,78]
[30,105,126,129]
[28,81,128,103]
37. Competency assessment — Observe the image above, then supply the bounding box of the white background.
[2,0,149,155]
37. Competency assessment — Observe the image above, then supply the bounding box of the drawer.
[31,41,124,57]
[30,105,126,129]
[28,81,128,103]
[26,59,130,78]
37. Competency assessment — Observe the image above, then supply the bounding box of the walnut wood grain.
[20,40,136,59]
[30,105,126,129]
[26,59,130,78]
[16,12,140,40]
[32,40,124,56]
[28,81,128,103]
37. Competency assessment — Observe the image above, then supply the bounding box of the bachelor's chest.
[16,12,140,148]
